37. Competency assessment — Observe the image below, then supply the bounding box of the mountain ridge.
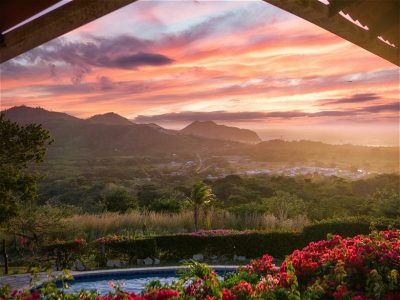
[2,106,398,171]
[2,106,82,125]
[1,106,241,158]
[181,120,261,144]
[87,112,133,126]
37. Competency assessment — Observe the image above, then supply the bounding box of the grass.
[62,210,310,241]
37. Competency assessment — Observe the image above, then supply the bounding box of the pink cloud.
[1,0,398,128]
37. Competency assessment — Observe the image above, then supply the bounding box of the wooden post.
[2,239,8,275]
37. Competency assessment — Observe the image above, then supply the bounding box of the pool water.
[60,272,179,294]
[57,267,236,294]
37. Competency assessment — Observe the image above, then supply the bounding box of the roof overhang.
[0,0,399,66]
[263,0,399,66]
[0,0,138,63]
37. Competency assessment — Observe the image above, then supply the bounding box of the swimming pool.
[57,266,237,294]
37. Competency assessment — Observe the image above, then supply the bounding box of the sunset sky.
[1,0,399,145]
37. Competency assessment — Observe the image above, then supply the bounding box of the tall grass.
[62,210,309,241]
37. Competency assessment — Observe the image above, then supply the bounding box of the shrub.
[41,238,86,270]
[232,232,301,258]
[302,216,400,242]
[104,189,138,213]
[155,235,207,259]
[103,238,157,263]
[148,197,185,213]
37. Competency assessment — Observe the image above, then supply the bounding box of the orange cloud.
[1,0,398,128]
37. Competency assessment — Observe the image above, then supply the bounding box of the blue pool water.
[60,272,178,294]
[57,267,236,294]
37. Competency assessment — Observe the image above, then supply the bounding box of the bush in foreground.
[1,229,399,299]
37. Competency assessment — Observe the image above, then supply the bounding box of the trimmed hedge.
[153,232,302,259]
[104,239,157,263]
[301,217,400,243]
[45,218,400,264]
[155,235,211,259]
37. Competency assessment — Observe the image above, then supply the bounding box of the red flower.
[222,288,236,300]
[153,289,178,300]
[233,281,253,297]
[333,285,348,299]
[74,237,86,246]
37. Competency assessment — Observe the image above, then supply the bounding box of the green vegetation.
[189,181,214,231]
[104,189,138,213]
[36,172,400,221]
[0,114,52,224]
[34,218,400,269]
[1,109,399,277]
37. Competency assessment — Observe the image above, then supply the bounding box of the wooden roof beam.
[263,0,399,66]
[367,4,399,43]
[0,0,138,63]
[0,0,60,33]
[328,0,361,17]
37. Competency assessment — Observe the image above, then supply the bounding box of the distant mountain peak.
[193,120,217,125]
[4,105,68,116]
[181,120,261,144]
[87,112,133,125]
[2,105,80,124]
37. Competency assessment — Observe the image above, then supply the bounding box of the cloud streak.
[134,102,400,123]
[318,93,381,106]
[2,35,173,83]
[106,52,173,68]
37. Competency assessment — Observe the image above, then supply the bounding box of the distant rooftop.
[0,0,398,65]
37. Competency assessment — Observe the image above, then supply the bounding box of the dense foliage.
[104,189,138,213]
[0,114,52,224]
[1,230,399,299]
[37,172,400,221]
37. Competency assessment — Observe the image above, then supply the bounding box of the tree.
[368,188,400,218]
[137,184,162,208]
[189,181,214,232]
[264,190,306,220]
[149,197,185,213]
[0,114,52,224]
[104,189,138,213]
[5,205,64,252]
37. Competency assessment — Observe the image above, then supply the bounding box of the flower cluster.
[1,290,40,300]
[94,234,124,244]
[93,233,145,244]
[17,237,29,247]
[244,254,278,276]
[50,237,86,247]
[53,239,66,245]
[73,237,86,246]
[1,230,399,299]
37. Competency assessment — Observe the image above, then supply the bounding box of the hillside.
[2,106,398,173]
[2,106,82,125]
[2,106,238,159]
[144,123,177,135]
[181,121,261,143]
[87,112,133,126]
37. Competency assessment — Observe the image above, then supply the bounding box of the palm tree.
[190,181,214,232]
